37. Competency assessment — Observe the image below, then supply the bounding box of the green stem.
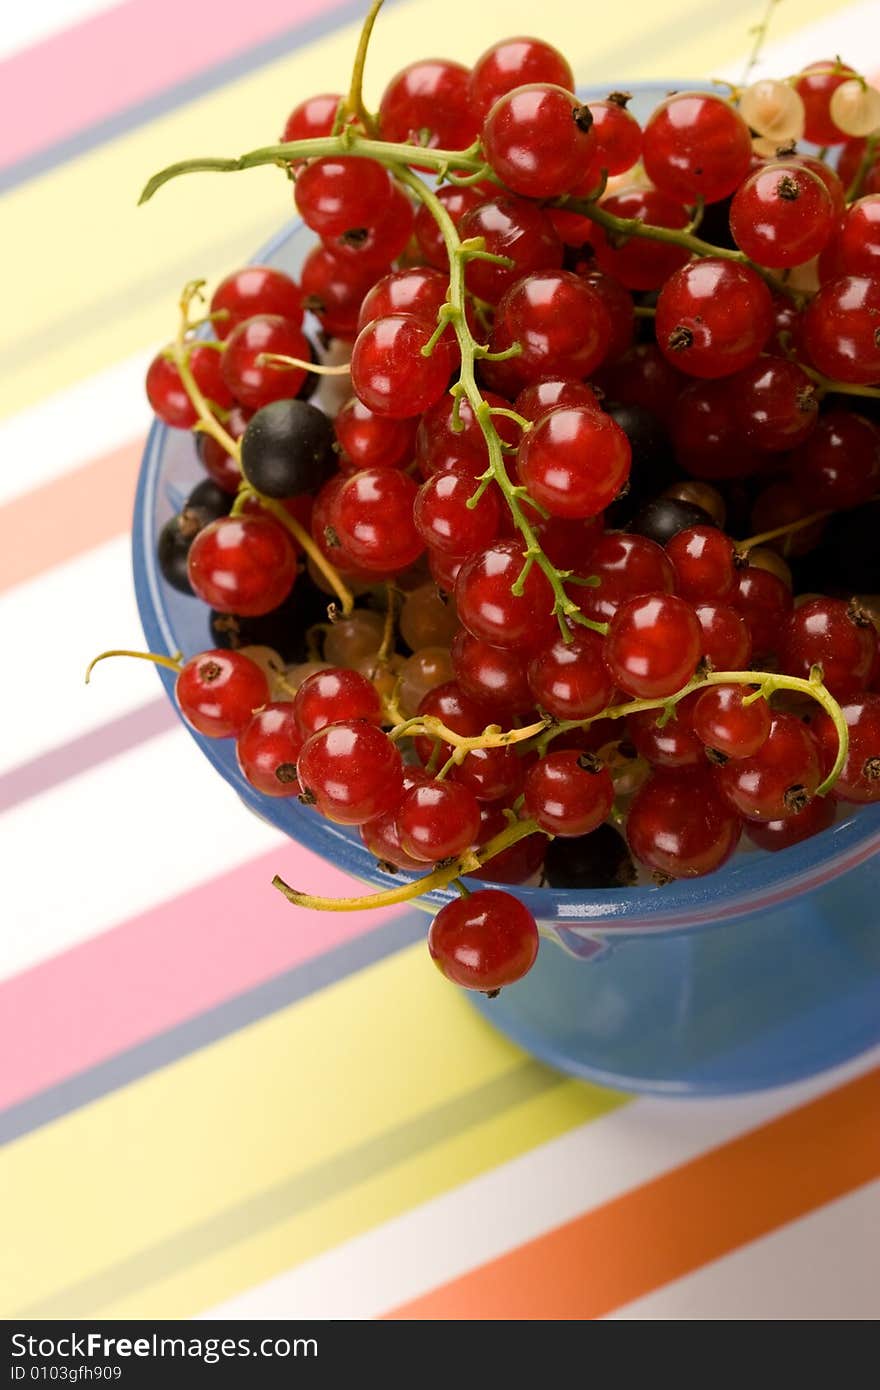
[231,486,355,615]
[344,0,383,130]
[846,133,879,202]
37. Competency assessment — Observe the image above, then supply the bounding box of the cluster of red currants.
[142,30,880,995]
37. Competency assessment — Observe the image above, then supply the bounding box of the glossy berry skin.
[527,628,614,720]
[450,744,524,803]
[236,703,305,795]
[176,650,270,739]
[357,266,449,333]
[745,796,836,851]
[450,630,535,716]
[717,713,822,822]
[210,266,303,338]
[628,692,703,768]
[666,525,736,602]
[794,60,857,145]
[517,406,631,519]
[578,268,636,362]
[578,98,643,186]
[146,346,233,428]
[240,399,335,498]
[627,768,742,878]
[322,182,415,268]
[351,314,458,420]
[221,315,310,409]
[300,245,382,340]
[414,463,502,558]
[482,84,596,199]
[297,721,403,825]
[630,496,715,546]
[781,598,877,699]
[642,92,752,204]
[576,532,674,626]
[468,36,573,120]
[693,684,772,760]
[695,603,753,671]
[729,163,836,268]
[281,92,343,146]
[731,358,818,453]
[413,681,493,766]
[812,693,880,803]
[414,184,489,269]
[416,390,519,474]
[523,750,614,837]
[798,410,880,510]
[803,276,880,386]
[293,666,384,737]
[656,260,773,379]
[187,515,297,616]
[732,567,793,660]
[294,156,391,238]
[588,188,691,291]
[459,197,562,303]
[428,890,539,992]
[397,779,482,862]
[361,768,432,872]
[471,804,547,885]
[490,270,612,387]
[379,59,478,151]
[533,513,604,571]
[455,539,556,651]
[672,380,762,480]
[825,195,880,278]
[331,467,424,573]
[198,404,250,493]
[605,593,702,699]
[334,396,416,472]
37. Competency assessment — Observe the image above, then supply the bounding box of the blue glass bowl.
[133,83,880,1094]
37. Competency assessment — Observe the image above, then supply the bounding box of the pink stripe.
[0,840,407,1111]
[0,0,344,172]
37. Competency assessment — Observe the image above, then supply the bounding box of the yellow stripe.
[1,0,852,419]
[0,945,624,1318]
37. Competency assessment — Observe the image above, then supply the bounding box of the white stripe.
[717,0,880,81]
[0,725,282,980]
[0,0,123,63]
[609,1182,880,1319]
[200,1045,880,1320]
[0,349,152,506]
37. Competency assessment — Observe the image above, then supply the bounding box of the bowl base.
[470,854,880,1097]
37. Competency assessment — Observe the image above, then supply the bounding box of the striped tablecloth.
[1,0,879,1322]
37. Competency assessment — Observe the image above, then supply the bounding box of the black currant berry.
[208,572,335,663]
[157,483,231,595]
[185,477,233,520]
[543,823,636,890]
[603,403,680,525]
[240,399,336,499]
[629,496,716,545]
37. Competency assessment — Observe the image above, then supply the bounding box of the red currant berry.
[656,260,773,379]
[361,767,432,872]
[459,197,563,303]
[210,267,303,339]
[731,566,793,659]
[666,525,736,602]
[642,92,752,203]
[812,693,880,803]
[455,538,556,650]
[450,630,535,716]
[331,466,424,573]
[414,680,493,767]
[379,59,478,151]
[790,154,847,214]
[838,138,880,198]
[794,60,858,145]
[595,342,686,429]
[802,275,880,385]
[310,475,376,579]
[428,548,465,593]
[322,182,415,269]
[300,246,382,340]
[334,396,416,472]
[513,378,599,425]
[628,692,703,768]
[605,592,702,699]
[823,195,880,278]
[627,768,742,877]
[297,720,403,825]
[577,267,636,362]
[745,795,836,851]
[294,156,392,238]
[472,810,547,886]
[414,463,501,558]
[450,744,525,804]
[716,712,821,821]
[282,92,343,147]
[587,188,691,291]
[357,266,449,333]
[672,380,763,480]
[575,532,674,626]
[527,627,614,720]
[517,406,631,519]
[693,684,772,760]
[524,749,614,836]
[198,404,250,493]
[236,703,305,795]
[221,315,310,409]
[428,889,539,992]
[489,270,612,387]
[293,666,384,737]
[469,36,573,121]
[577,97,643,187]
[397,778,482,862]
[482,84,596,198]
[351,314,458,419]
[176,649,269,739]
[695,602,753,670]
[146,346,233,429]
[729,162,836,268]
[797,409,880,510]
[781,598,877,699]
[187,515,297,616]
[414,184,488,269]
[731,358,819,453]
[532,513,604,571]
[415,389,519,474]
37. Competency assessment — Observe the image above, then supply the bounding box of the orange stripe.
[0,439,143,591]
[389,1067,880,1320]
